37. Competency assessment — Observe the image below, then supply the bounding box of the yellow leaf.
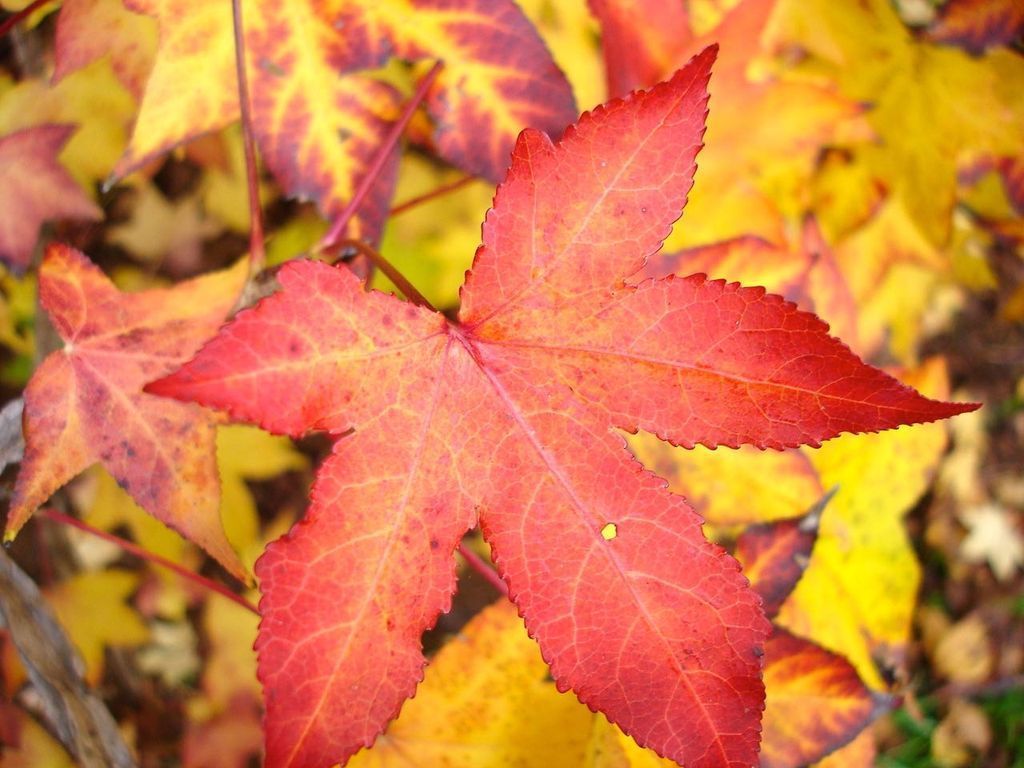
[265,207,329,267]
[518,0,606,113]
[216,425,308,573]
[196,596,261,710]
[777,359,954,688]
[0,268,36,360]
[199,125,276,233]
[45,570,149,684]
[377,155,495,309]
[117,0,238,173]
[348,599,599,767]
[772,0,1024,246]
[0,60,135,188]
[810,148,885,243]
[948,210,998,291]
[106,181,223,270]
[833,199,951,362]
[659,0,869,248]
[628,435,824,527]
[79,467,190,562]
[0,710,75,768]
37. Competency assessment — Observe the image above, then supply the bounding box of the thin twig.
[330,238,436,312]
[0,0,53,39]
[39,508,259,615]
[389,175,475,217]
[230,0,266,272]
[457,542,508,596]
[319,60,445,250]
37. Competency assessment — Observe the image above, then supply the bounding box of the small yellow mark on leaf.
[600,523,617,541]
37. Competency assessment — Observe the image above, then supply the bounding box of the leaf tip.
[143,370,185,400]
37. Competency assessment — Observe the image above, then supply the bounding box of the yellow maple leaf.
[197,125,276,233]
[630,356,955,691]
[776,358,955,689]
[347,599,600,767]
[0,709,75,768]
[44,569,150,684]
[193,597,261,713]
[377,155,495,310]
[215,424,308,573]
[75,466,203,619]
[0,268,36,362]
[771,0,1024,246]
[0,60,135,189]
[628,435,824,527]
[832,199,952,362]
[652,0,870,248]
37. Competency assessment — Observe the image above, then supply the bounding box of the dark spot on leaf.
[258,57,287,78]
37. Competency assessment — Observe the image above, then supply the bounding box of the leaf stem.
[457,541,507,596]
[389,175,475,217]
[318,60,445,250]
[39,508,259,615]
[330,238,436,312]
[230,0,266,273]
[0,0,52,38]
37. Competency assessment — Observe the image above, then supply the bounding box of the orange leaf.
[735,495,830,619]
[814,729,877,768]
[761,629,887,768]
[7,244,248,580]
[0,125,101,271]
[594,0,866,245]
[587,0,692,97]
[111,0,576,240]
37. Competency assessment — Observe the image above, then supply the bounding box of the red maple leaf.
[0,125,101,271]
[149,48,974,768]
